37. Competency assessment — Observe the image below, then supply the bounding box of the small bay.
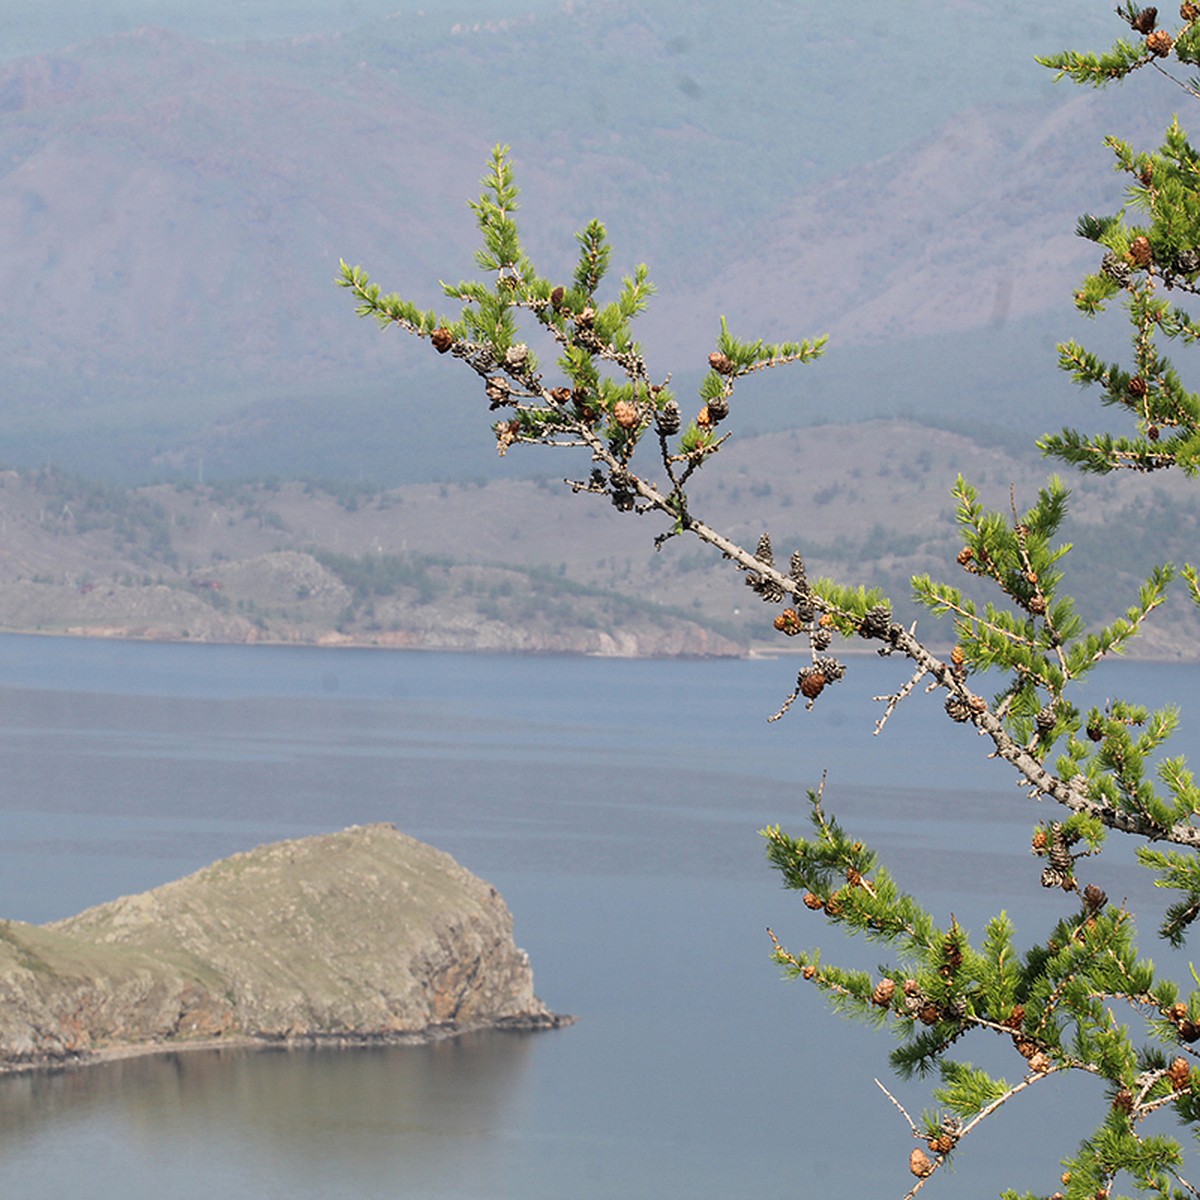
[0,634,1194,1198]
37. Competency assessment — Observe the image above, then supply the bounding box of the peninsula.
[0,824,567,1072]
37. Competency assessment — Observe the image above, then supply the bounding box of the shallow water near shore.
[0,634,1196,1198]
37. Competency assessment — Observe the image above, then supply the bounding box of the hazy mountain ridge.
[0,421,1196,659]
[0,3,1168,484]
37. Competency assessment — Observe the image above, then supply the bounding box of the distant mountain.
[0,421,1195,659]
[0,2,1176,483]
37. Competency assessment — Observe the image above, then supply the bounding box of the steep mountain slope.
[0,3,1167,483]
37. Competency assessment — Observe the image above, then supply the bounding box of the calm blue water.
[0,635,1195,1198]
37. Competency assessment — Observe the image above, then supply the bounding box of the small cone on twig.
[909,1148,934,1178]
[613,400,639,429]
[1147,28,1174,55]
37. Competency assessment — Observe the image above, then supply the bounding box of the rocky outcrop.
[0,825,566,1072]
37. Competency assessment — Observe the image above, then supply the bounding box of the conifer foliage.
[341,8,1200,1195]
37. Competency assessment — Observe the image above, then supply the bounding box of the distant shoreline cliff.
[0,825,570,1074]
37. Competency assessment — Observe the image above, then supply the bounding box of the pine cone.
[1168,1057,1191,1090]
[814,655,846,682]
[858,603,893,640]
[430,327,454,353]
[774,609,804,637]
[1148,424,1161,441]
[1028,595,1047,615]
[799,669,827,700]
[1027,1051,1052,1074]
[803,892,823,911]
[485,377,512,408]
[747,534,785,602]
[550,285,566,310]
[613,400,640,429]
[1147,28,1174,55]
[708,351,735,375]
[1048,825,1074,874]
[1129,235,1154,266]
[1176,247,1200,273]
[1129,375,1149,397]
[811,626,833,651]
[945,694,972,723]
[1132,6,1159,32]
[1112,1089,1134,1114]
[747,574,785,603]
[706,394,730,422]
[655,400,681,436]
[548,386,571,404]
[1101,251,1134,285]
[505,343,529,369]
[1036,705,1056,734]
[696,406,712,428]
[1082,883,1107,912]
[1184,2,1199,21]
[951,644,966,667]
[909,1148,934,1179]
[941,936,963,976]
[789,551,808,589]
[1041,865,1076,891]
[871,978,896,1008]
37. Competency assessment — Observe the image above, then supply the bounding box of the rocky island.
[0,824,567,1072]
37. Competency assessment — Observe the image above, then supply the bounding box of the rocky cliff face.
[0,825,564,1071]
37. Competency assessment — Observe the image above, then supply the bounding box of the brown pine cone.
[909,1148,934,1178]
[1132,6,1158,32]
[1147,28,1174,55]
[1129,235,1154,265]
[1168,1057,1192,1090]
[799,670,827,700]
[613,400,640,429]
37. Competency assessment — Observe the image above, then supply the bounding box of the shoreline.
[1,625,1194,664]
[0,1012,577,1078]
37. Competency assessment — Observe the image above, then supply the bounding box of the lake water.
[0,634,1196,1198]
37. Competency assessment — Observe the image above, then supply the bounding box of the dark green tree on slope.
[340,7,1200,1196]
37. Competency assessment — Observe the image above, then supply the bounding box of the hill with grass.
[0,824,564,1072]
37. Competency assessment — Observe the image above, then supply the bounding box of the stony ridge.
[0,825,566,1071]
